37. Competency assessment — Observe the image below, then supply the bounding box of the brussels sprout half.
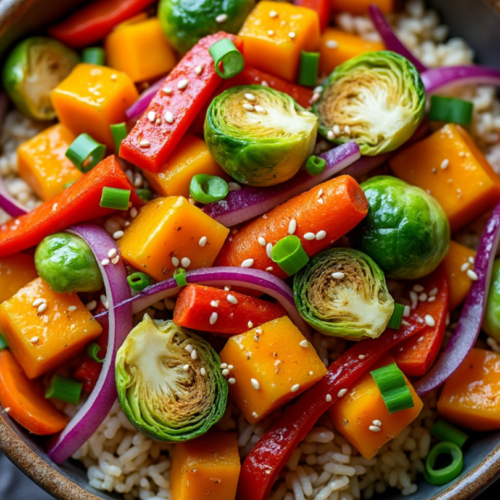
[483,259,500,342]
[205,85,318,187]
[294,248,395,340]
[312,51,426,156]
[116,315,228,442]
[2,37,79,121]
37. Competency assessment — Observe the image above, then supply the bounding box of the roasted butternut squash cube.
[329,354,423,459]
[51,63,139,149]
[331,0,394,15]
[390,124,500,231]
[0,278,102,379]
[142,135,227,198]
[438,349,500,431]
[17,124,82,201]
[118,197,229,281]
[238,1,321,82]
[105,18,177,83]
[0,253,38,303]
[219,316,327,424]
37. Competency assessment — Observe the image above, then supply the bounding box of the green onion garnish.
[110,123,128,153]
[424,442,463,485]
[209,39,245,79]
[189,174,229,204]
[45,374,83,405]
[428,96,474,126]
[298,51,320,87]
[136,188,152,201]
[370,362,415,414]
[387,303,405,330]
[82,47,105,66]
[87,343,104,363]
[271,235,310,276]
[0,333,8,350]
[306,155,326,176]
[100,187,131,210]
[174,268,188,287]
[431,419,468,449]
[65,133,106,173]
[127,272,151,292]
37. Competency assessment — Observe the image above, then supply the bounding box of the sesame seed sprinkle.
[183,364,190,371]
[332,272,345,279]
[185,345,193,353]
[269,10,278,17]
[4,407,10,413]
[177,79,189,90]
[216,13,228,23]
[164,111,174,123]
[111,74,117,81]
[440,159,449,169]
[68,306,77,312]
[108,248,117,258]
[243,103,255,111]
[288,31,296,39]
[461,262,470,272]
[199,236,207,247]
[181,257,191,268]
[258,236,267,246]
[86,300,97,311]
[291,384,300,393]
[254,105,267,114]
[191,350,198,360]
[304,232,316,240]
[32,298,46,307]
[252,412,259,419]
[267,30,274,36]
[251,378,260,390]
[200,367,206,376]
[113,230,124,239]
[37,303,47,314]
[210,312,218,325]
[139,140,150,148]
[227,294,238,305]
[333,124,341,135]
[241,259,254,268]
[147,111,156,123]
[101,258,110,266]
[369,425,381,432]
[266,243,273,258]
[337,388,347,397]
[228,378,236,385]
[162,87,173,95]
[359,354,366,359]
[210,300,219,308]
[326,394,332,402]
[288,219,297,235]
[245,93,256,102]
[171,256,180,267]
[425,314,436,327]
[222,369,230,376]
[30,336,39,343]
[248,321,254,328]
[326,40,338,49]
[327,130,335,140]
[413,284,424,292]
[130,207,138,218]
[221,363,228,369]
[299,340,309,348]
[316,230,326,240]
[266,266,273,271]
[194,65,203,76]
[467,269,479,281]
[403,305,411,317]
[372,419,382,426]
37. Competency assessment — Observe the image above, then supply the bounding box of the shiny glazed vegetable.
[34,233,103,293]
[205,85,318,187]
[353,176,450,279]
[294,248,394,340]
[2,37,79,121]
[483,259,500,341]
[115,315,227,441]
[312,51,425,155]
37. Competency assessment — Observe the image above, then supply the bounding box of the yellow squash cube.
[390,124,500,231]
[118,197,229,281]
[0,278,102,379]
[51,63,139,149]
[17,124,82,201]
[238,1,321,82]
[0,253,38,303]
[219,316,327,424]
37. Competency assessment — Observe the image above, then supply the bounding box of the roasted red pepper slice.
[293,0,331,31]
[120,32,242,173]
[73,360,102,393]
[237,322,423,500]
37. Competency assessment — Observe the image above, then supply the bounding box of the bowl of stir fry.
[1,0,500,499]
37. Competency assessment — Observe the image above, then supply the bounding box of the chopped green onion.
[45,374,83,405]
[428,96,474,126]
[82,47,105,65]
[271,235,310,276]
[110,123,128,153]
[298,51,320,87]
[306,155,326,175]
[209,39,245,79]
[424,441,463,485]
[0,333,8,350]
[65,133,106,173]
[189,174,229,204]
[63,180,77,189]
[431,419,468,449]
[87,343,104,363]
[387,303,405,330]
[127,272,151,292]
[174,268,188,287]
[136,188,152,201]
[370,362,415,414]
[100,187,131,210]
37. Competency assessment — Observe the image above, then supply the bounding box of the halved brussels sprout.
[483,259,500,342]
[2,37,79,121]
[312,51,426,156]
[116,315,227,442]
[293,248,394,340]
[205,85,318,187]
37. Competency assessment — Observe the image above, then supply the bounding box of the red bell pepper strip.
[173,284,286,336]
[0,155,141,258]
[393,271,449,377]
[120,32,242,173]
[293,0,331,31]
[237,322,423,500]
[48,0,157,48]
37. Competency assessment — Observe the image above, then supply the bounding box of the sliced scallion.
[431,419,468,449]
[0,333,7,350]
[127,272,151,292]
[387,303,405,330]
[298,51,320,87]
[45,374,83,405]
[209,39,245,79]
[110,123,128,153]
[428,96,474,126]
[100,187,131,210]
[424,442,463,485]
[306,155,326,176]
[65,133,106,173]
[189,174,229,204]
[271,235,310,276]
[136,188,152,201]
[82,47,105,66]
[87,343,104,363]
[174,268,188,287]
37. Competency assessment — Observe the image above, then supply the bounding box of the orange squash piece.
[118,196,229,281]
[238,1,321,82]
[331,0,394,15]
[390,124,500,232]
[0,253,38,303]
[17,124,82,201]
[171,431,241,500]
[51,63,139,149]
[329,354,423,459]
[0,278,102,379]
[219,317,327,424]
[142,135,227,198]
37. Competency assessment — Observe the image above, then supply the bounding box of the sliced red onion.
[369,5,427,74]
[0,176,28,218]
[125,75,166,122]
[202,142,361,227]
[96,266,311,337]
[415,198,500,396]
[48,223,132,464]
[421,65,500,94]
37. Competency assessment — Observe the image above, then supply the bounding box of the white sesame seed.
[101,295,109,309]
[440,159,449,170]
[261,80,269,87]
[228,365,233,370]
[424,314,436,327]
[419,293,428,302]
[344,125,351,135]
[243,103,255,111]
[316,230,326,240]
[369,425,381,432]
[185,344,193,353]
[428,297,436,302]
[358,354,366,359]
[4,407,10,413]
[267,30,274,36]
[254,105,267,114]
[326,39,338,49]
[252,412,259,419]
[68,306,77,312]
[147,111,156,123]
[183,364,190,371]
[216,13,228,23]
[210,300,219,308]
[309,371,313,375]
[326,394,332,402]
[164,111,174,123]
[269,10,278,17]
[337,388,347,397]
[288,219,297,235]
[177,79,189,90]
[372,419,382,426]
[403,305,411,317]
[221,363,228,369]
[227,294,238,305]
[327,131,335,140]
[288,31,296,39]
[199,236,207,247]
[194,65,203,76]
[228,182,241,191]
[113,230,124,239]
[467,269,479,281]
[162,87,173,95]
[291,384,300,393]
[130,207,138,218]
[86,300,97,311]
[255,327,263,334]
[139,140,150,148]
[333,125,341,135]
[37,303,47,314]
[210,312,218,325]
[266,243,273,258]
[200,367,207,376]
[241,259,254,268]
[266,266,273,271]
[32,298,46,307]
[101,258,110,266]
[111,74,117,81]
[469,256,475,264]
[413,284,424,292]
[251,378,260,390]
[30,336,39,343]
[245,93,256,102]
[304,232,316,240]
[299,340,309,348]
[248,321,254,329]
[331,272,345,279]
[228,378,236,385]
[317,189,323,198]
[191,350,198,360]
[429,287,438,297]
[461,262,470,272]
[171,256,180,267]
[181,257,191,268]
[258,236,267,246]
[222,369,230,376]
[108,248,117,258]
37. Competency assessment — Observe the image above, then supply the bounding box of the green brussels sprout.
[3,37,79,121]
[35,233,103,293]
[205,85,318,187]
[294,248,394,340]
[158,0,255,54]
[311,51,426,156]
[353,176,450,280]
[483,259,500,341]
[116,315,227,441]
